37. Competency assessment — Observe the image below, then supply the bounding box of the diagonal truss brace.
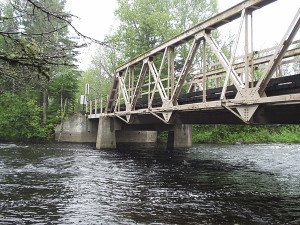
[171,37,201,105]
[221,9,246,100]
[256,8,300,96]
[129,60,149,112]
[118,74,130,108]
[148,61,168,105]
[148,47,168,108]
[204,32,245,94]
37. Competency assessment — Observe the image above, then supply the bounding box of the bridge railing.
[188,40,300,92]
[86,97,106,118]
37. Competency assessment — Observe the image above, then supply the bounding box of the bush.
[0,92,47,142]
[192,124,300,144]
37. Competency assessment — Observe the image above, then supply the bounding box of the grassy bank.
[158,125,300,144]
[193,125,300,144]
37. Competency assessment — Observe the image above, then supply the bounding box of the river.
[0,143,299,224]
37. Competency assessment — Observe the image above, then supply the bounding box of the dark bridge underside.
[95,74,300,127]
[119,103,300,131]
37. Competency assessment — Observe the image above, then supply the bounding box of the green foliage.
[105,0,218,66]
[49,69,79,104]
[192,125,300,144]
[77,66,111,101]
[48,68,79,124]
[0,92,47,141]
[0,0,77,92]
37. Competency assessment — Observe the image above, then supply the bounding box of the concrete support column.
[96,116,117,149]
[167,124,192,149]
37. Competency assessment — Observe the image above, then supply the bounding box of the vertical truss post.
[168,47,175,98]
[202,39,207,103]
[171,48,175,97]
[167,49,170,98]
[220,9,246,100]
[149,48,168,108]
[118,82,121,112]
[130,60,148,111]
[257,8,300,96]
[244,10,250,90]
[128,67,131,102]
[114,78,120,112]
[148,68,151,104]
[118,72,130,109]
[250,11,254,88]
[131,67,135,102]
[171,38,201,105]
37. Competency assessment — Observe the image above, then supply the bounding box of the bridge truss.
[88,0,300,125]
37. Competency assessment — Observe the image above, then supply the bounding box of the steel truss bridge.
[87,0,300,126]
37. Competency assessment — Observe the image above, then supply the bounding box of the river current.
[0,143,299,224]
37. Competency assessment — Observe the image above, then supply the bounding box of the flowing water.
[0,142,299,224]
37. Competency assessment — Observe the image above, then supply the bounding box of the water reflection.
[0,143,299,224]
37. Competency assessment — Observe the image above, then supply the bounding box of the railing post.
[86,100,88,114]
[95,99,97,115]
[90,100,92,116]
[100,97,103,115]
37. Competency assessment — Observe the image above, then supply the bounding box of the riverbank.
[159,125,300,144]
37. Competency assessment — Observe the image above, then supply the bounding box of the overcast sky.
[65,0,300,69]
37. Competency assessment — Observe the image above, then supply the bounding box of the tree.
[0,0,73,89]
[0,0,85,140]
[107,0,217,63]
[86,0,219,103]
[48,68,79,125]
[0,0,110,92]
[0,92,47,141]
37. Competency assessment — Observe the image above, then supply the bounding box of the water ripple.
[0,143,299,224]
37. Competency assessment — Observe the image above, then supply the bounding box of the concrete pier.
[96,116,117,149]
[167,124,192,149]
[95,117,158,149]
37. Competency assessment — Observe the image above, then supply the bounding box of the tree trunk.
[58,98,68,142]
[42,88,48,124]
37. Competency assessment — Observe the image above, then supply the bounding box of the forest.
[0,0,299,143]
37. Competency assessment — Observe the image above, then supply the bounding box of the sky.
[65,0,300,69]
